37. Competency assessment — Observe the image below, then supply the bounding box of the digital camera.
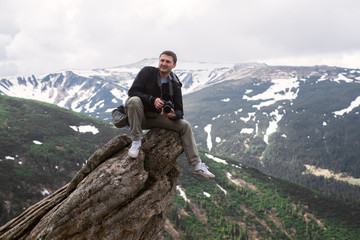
[162,100,174,114]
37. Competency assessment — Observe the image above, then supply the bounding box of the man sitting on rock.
[125,50,215,178]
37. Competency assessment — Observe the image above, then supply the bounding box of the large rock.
[0,128,184,240]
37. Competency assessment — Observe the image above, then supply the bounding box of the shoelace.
[131,141,141,150]
[200,163,209,170]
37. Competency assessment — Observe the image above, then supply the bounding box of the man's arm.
[128,67,156,108]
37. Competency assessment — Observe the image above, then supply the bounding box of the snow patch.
[70,125,99,134]
[217,184,227,195]
[33,140,43,145]
[264,109,283,144]
[334,73,353,83]
[41,188,50,196]
[240,128,254,134]
[176,186,190,202]
[221,98,230,102]
[253,100,277,110]
[212,114,221,120]
[110,88,128,105]
[317,73,328,82]
[240,112,255,122]
[333,96,360,117]
[203,192,211,197]
[226,172,237,185]
[204,124,213,151]
[85,100,104,113]
[231,164,242,169]
[243,77,299,110]
[205,153,228,165]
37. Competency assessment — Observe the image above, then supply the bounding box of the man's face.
[159,54,176,75]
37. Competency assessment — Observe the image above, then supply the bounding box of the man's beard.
[159,68,171,75]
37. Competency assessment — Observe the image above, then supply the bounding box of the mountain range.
[0,58,257,121]
[0,95,359,239]
[1,59,360,203]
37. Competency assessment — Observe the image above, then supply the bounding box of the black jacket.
[128,66,184,120]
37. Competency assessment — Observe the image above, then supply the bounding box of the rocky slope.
[0,128,183,240]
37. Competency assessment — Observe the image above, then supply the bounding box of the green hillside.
[158,151,360,239]
[0,95,127,224]
[183,72,360,203]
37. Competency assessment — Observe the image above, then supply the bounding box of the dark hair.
[160,50,177,64]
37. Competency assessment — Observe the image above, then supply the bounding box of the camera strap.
[168,75,174,96]
[157,72,174,98]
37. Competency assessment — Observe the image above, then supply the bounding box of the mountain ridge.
[0,59,264,120]
[1,60,360,203]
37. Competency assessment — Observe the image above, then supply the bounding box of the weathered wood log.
[0,128,183,240]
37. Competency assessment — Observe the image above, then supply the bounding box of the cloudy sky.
[1,0,360,77]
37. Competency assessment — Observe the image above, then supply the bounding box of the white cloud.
[0,0,360,77]
[262,51,360,69]
[0,34,12,58]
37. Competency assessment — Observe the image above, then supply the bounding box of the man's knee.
[179,119,192,133]
[126,96,143,111]
[126,96,142,106]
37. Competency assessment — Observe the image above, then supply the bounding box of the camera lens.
[163,105,171,114]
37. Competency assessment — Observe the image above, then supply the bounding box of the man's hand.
[155,98,175,118]
[154,98,164,110]
[161,108,175,118]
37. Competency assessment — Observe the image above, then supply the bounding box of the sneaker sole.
[128,152,139,158]
[192,171,215,178]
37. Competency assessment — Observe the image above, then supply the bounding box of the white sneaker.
[192,162,215,178]
[128,140,141,158]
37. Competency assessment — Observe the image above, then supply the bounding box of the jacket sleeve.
[128,67,156,107]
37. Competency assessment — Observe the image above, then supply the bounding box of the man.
[125,50,215,178]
